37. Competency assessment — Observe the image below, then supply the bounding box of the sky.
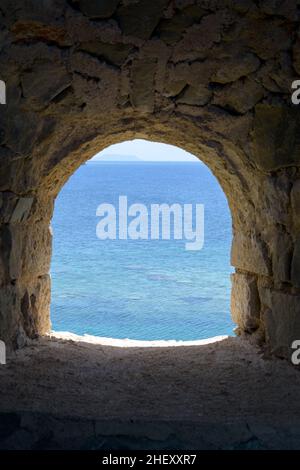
[91,139,199,162]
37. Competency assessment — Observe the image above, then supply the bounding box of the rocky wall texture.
[0,0,299,358]
[1,411,299,450]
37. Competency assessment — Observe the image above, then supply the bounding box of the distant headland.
[90,154,143,163]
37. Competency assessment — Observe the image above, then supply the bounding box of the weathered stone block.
[78,0,120,19]
[293,39,300,75]
[272,230,293,283]
[0,283,21,348]
[156,5,205,45]
[8,223,52,281]
[176,85,211,106]
[231,272,260,332]
[5,112,40,156]
[291,238,300,288]
[231,232,271,276]
[71,57,120,112]
[10,197,34,224]
[4,0,64,23]
[0,276,50,348]
[117,0,169,39]
[21,274,51,337]
[241,18,291,60]
[21,63,71,110]
[251,105,300,172]
[212,53,260,84]
[189,61,217,87]
[173,14,223,62]
[0,225,12,286]
[163,79,186,98]
[130,58,157,112]
[213,77,265,114]
[265,52,296,94]
[263,290,300,359]
[79,41,134,66]
[260,0,298,20]
[0,192,18,224]
[291,180,300,233]
[11,20,72,47]
[70,51,120,80]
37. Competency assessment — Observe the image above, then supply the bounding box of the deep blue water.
[51,162,234,340]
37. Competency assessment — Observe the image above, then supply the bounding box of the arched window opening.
[51,139,234,342]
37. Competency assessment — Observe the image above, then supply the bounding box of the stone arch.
[0,0,299,358]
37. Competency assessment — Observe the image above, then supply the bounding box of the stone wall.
[0,0,299,358]
[0,411,298,450]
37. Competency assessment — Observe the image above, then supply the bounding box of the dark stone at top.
[79,41,134,66]
[78,0,120,19]
[130,58,157,112]
[292,238,300,288]
[252,105,300,172]
[156,5,205,45]
[116,0,169,40]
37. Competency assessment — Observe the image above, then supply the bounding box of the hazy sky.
[92,139,198,162]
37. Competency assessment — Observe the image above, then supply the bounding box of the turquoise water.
[51,162,234,340]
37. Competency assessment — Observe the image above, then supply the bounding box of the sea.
[50,161,234,341]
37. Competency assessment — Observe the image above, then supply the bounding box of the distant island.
[90,154,143,163]
[89,153,200,163]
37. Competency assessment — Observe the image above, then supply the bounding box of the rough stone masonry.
[0,0,300,359]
